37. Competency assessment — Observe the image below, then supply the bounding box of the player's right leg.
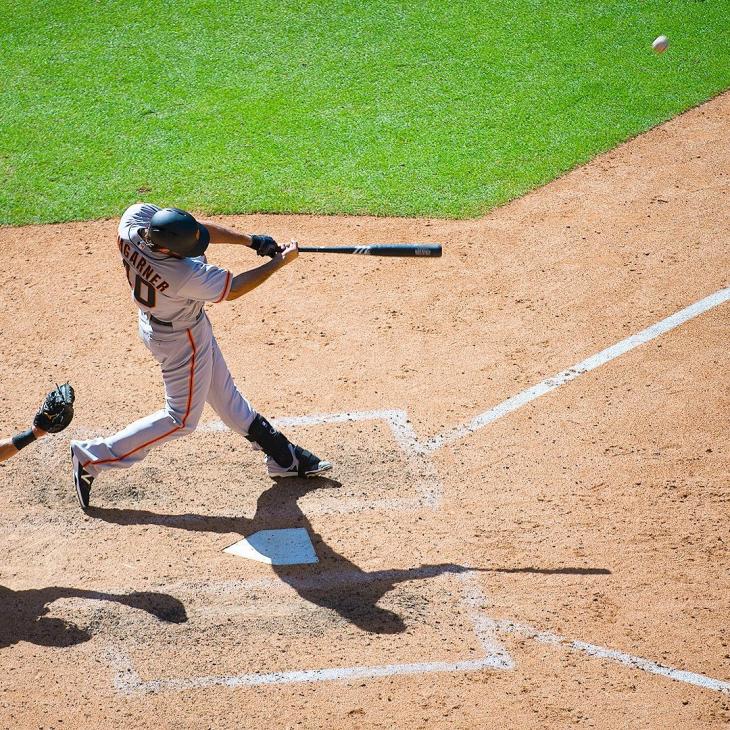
[205,336,332,478]
[71,322,214,509]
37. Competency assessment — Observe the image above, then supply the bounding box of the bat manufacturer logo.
[414,248,430,256]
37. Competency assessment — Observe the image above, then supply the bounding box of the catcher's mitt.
[34,383,75,433]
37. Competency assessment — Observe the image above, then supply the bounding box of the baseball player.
[0,384,75,464]
[70,204,331,509]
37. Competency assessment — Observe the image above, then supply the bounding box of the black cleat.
[71,444,94,510]
[266,444,333,478]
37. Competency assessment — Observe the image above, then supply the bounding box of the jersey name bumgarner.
[117,238,170,293]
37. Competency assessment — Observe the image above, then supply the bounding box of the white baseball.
[652,35,669,53]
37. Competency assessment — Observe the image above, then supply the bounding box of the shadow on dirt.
[0,585,187,649]
[87,477,611,635]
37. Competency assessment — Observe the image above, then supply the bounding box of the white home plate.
[223,528,319,565]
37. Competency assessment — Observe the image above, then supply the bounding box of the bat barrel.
[298,244,442,257]
[369,244,442,257]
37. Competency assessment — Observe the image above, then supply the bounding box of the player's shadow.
[87,479,611,635]
[0,584,187,650]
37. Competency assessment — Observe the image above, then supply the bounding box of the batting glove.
[251,234,281,258]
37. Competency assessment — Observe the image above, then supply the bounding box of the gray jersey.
[117,203,232,330]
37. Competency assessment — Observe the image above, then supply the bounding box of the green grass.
[1,0,728,224]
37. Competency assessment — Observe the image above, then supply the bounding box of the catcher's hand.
[34,383,75,433]
[250,234,282,258]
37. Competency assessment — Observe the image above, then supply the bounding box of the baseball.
[652,35,669,53]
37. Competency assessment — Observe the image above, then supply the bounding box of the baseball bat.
[297,243,442,258]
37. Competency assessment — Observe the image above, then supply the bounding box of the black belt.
[150,311,203,328]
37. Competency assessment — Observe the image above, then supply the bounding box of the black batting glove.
[250,234,281,258]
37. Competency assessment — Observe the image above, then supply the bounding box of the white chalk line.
[111,658,500,694]
[277,408,441,509]
[203,408,443,512]
[423,286,730,452]
[458,572,514,670]
[104,570,729,695]
[106,569,511,694]
[496,620,730,695]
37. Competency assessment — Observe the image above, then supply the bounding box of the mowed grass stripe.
[0,0,727,224]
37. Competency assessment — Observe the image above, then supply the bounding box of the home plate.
[223,528,319,565]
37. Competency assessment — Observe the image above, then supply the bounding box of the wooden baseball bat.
[297,243,442,258]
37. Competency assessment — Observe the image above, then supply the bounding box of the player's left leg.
[205,336,332,478]
[203,336,257,436]
[70,320,215,508]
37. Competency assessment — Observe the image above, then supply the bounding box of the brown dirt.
[0,91,728,729]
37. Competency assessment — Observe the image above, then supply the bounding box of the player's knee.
[178,421,198,436]
[166,410,200,435]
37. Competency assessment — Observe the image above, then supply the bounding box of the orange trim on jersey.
[214,271,232,303]
[82,329,197,469]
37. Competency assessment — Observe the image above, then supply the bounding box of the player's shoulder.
[176,255,228,287]
[178,254,214,274]
[118,202,161,238]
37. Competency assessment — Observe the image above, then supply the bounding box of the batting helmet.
[148,208,210,258]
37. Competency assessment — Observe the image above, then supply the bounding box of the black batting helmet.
[148,207,210,258]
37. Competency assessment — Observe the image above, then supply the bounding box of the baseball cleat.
[71,444,94,510]
[266,444,333,478]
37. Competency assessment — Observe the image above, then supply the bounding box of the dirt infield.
[1,92,728,729]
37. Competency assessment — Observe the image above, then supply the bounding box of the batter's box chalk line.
[103,571,730,696]
[203,408,443,513]
[104,570,512,695]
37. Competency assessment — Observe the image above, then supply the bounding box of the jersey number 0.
[123,261,156,308]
